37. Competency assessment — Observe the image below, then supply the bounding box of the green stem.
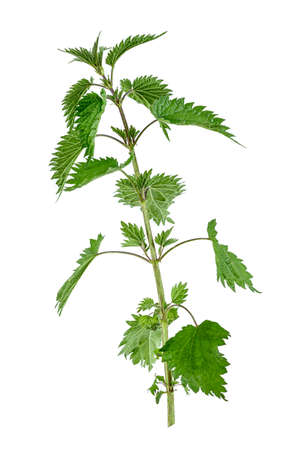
[113,94,175,426]
[131,152,175,427]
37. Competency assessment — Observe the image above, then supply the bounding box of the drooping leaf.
[148,375,166,404]
[120,75,172,108]
[61,33,107,73]
[65,155,132,191]
[119,314,161,370]
[155,227,177,249]
[161,321,230,398]
[120,221,147,249]
[75,90,106,157]
[56,234,104,315]
[62,78,93,129]
[207,219,260,293]
[171,282,188,305]
[50,131,83,195]
[166,307,179,325]
[106,32,166,68]
[151,96,239,144]
[137,297,155,312]
[115,171,184,225]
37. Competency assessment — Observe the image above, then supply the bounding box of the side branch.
[160,238,210,260]
[96,133,129,149]
[135,120,158,144]
[166,304,198,327]
[96,250,151,263]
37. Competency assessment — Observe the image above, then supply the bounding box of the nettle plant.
[51,32,259,427]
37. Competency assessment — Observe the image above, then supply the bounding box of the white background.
[1,0,299,448]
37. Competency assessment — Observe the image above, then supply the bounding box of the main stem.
[131,152,175,427]
[113,92,175,426]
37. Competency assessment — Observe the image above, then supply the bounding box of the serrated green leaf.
[148,375,165,403]
[151,96,239,144]
[207,219,260,293]
[120,75,172,108]
[155,227,177,249]
[115,171,184,225]
[119,314,161,370]
[106,32,166,67]
[137,298,155,312]
[56,234,104,315]
[161,321,230,398]
[62,78,93,129]
[128,125,140,141]
[171,282,188,305]
[61,33,107,73]
[166,307,179,325]
[65,155,132,191]
[75,90,106,157]
[155,391,164,404]
[111,126,127,142]
[120,221,147,249]
[50,131,83,195]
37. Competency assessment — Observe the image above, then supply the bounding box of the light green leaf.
[65,155,132,191]
[50,131,83,195]
[119,314,161,370]
[120,75,172,108]
[171,282,188,305]
[62,78,93,129]
[137,298,155,312]
[161,321,230,398]
[115,171,184,225]
[151,96,240,144]
[106,32,167,67]
[56,234,104,315]
[207,219,260,293]
[75,90,106,157]
[120,221,147,249]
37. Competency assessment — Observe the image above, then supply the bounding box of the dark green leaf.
[151,96,240,144]
[120,75,172,108]
[62,78,93,129]
[75,90,106,157]
[171,282,188,305]
[207,219,260,293]
[119,314,161,370]
[56,234,104,315]
[106,32,167,67]
[65,155,132,191]
[50,131,83,195]
[155,391,164,404]
[161,321,230,398]
[61,33,107,73]
[120,221,147,249]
